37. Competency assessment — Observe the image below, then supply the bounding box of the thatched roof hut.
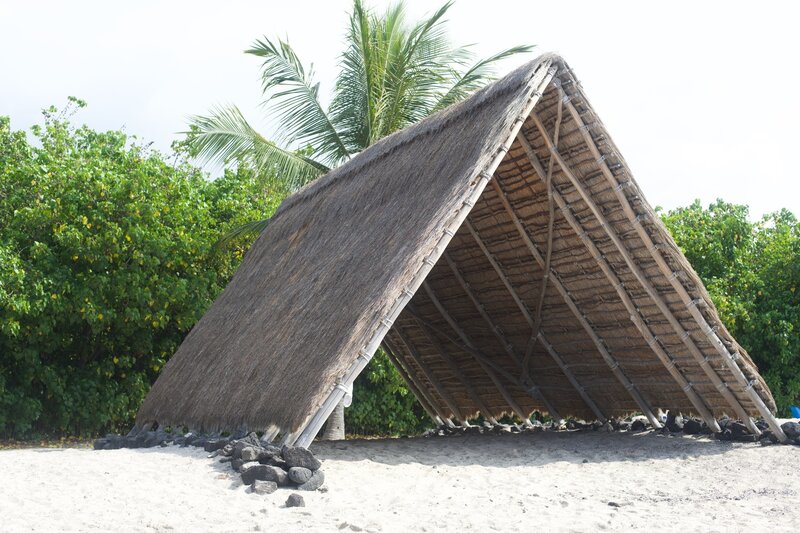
[137,54,788,445]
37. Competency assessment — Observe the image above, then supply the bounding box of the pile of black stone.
[423,413,800,445]
[93,426,325,495]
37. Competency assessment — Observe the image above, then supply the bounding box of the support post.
[410,306,499,425]
[393,326,470,425]
[421,281,541,424]
[382,339,447,426]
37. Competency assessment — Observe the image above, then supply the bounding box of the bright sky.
[2,0,798,218]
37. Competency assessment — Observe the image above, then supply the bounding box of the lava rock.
[729,422,749,439]
[282,445,322,471]
[630,420,647,432]
[232,441,250,460]
[252,480,278,495]
[219,456,233,464]
[288,467,313,484]
[221,443,234,457]
[231,459,245,472]
[204,438,229,453]
[601,422,614,433]
[683,418,703,435]
[241,446,260,462]
[755,420,770,432]
[297,470,325,491]
[241,465,289,486]
[665,411,684,433]
[781,421,800,440]
[285,493,305,508]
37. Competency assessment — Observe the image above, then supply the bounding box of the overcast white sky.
[2,0,798,218]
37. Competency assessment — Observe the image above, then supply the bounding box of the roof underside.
[137,55,776,436]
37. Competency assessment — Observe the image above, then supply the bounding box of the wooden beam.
[557,99,786,440]
[528,112,754,432]
[421,281,541,424]
[382,339,447,426]
[408,307,499,424]
[442,252,600,422]
[515,133,721,431]
[393,325,469,425]
[466,219,663,428]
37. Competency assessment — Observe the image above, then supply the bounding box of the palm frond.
[247,37,352,165]
[432,45,535,112]
[213,217,271,251]
[188,105,328,190]
[330,0,374,152]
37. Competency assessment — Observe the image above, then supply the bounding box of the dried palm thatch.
[137,54,788,445]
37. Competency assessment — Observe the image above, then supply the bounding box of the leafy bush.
[0,100,279,437]
[346,348,429,435]
[661,200,800,415]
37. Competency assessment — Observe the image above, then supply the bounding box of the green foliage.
[661,200,800,415]
[345,348,429,435]
[188,0,532,191]
[0,102,280,438]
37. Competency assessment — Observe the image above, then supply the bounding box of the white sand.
[0,430,797,532]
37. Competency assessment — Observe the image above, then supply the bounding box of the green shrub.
[0,100,279,437]
[346,348,429,435]
[661,200,800,415]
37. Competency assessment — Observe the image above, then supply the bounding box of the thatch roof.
[138,54,787,444]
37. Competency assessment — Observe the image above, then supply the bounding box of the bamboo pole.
[421,281,540,424]
[382,339,449,426]
[442,252,600,421]
[393,326,469,425]
[528,112,761,435]
[515,133,721,432]
[409,307,499,424]
[466,219,663,428]
[292,60,557,448]
[557,99,787,441]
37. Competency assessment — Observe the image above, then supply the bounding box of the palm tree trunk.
[321,399,346,440]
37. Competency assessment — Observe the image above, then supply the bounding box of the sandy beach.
[1,429,796,532]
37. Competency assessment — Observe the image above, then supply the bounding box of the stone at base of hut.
[231,459,245,472]
[241,446,260,462]
[683,419,703,435]
[288,467,313,484]
[781,421,800,440]
[297,470,325,491]
[285,494,305,508]
[630,420,648,432]
[241,464,289,486]
[665,411,684,433]
[252,480,278,495]
[282,445,322,471]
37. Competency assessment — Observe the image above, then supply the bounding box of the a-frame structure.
[138,55,788,445]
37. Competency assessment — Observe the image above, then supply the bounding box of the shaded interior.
[382,80,758,425]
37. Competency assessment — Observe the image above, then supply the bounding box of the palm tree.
[189,0,533,439]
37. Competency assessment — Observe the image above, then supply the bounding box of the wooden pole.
[393,325,470,425]
[442,252,601,422]
[515,133,721,431]
[466,219,663,428]
[409,306,499,425]
[421,281,541,424]
[556,99,786,441]
[382,339,448,426]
